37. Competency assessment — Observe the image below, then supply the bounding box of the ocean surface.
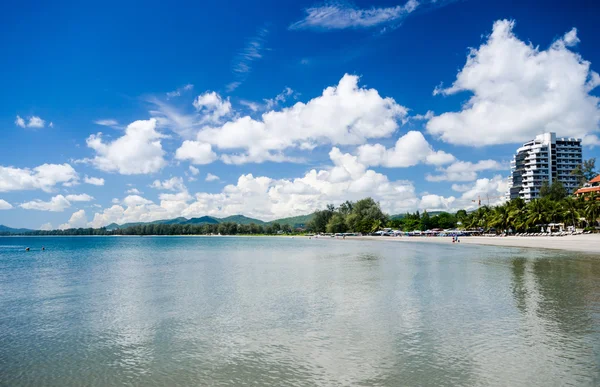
[0,236,599,386]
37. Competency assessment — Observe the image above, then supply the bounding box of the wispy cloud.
[290,0,457,31]
[166,84,194,99]
[227,27,269,91]
[15,115,46,129]
[94,119,120,128]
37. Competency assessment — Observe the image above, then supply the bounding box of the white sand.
[345,234,600,254]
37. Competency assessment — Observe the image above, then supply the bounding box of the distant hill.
[185,216,220,225]
[106,214,264,230]
[0,225,35,233]
[269,213,315,228]
[220,215,265,225]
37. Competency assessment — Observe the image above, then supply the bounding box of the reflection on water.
[0,236,599,386]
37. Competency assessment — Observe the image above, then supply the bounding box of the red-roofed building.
[574,175,600,197]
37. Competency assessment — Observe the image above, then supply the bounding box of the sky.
[1,0,599,229]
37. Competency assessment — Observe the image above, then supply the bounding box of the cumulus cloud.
[87,147,419,226]
[40,222,53,231]
[14,115,26,128]
[0,199,12,210]
[85,118,167,174]
[189,166,200,176]
[84,175,105,186]
[289,0,420,30]
[426,160,506,182]
[175,141,218,165]
[193,92,232,123]
[20,195,72,212]
[356,131,455,168]
[182,74,408,164]
[126,188,141,194]
[0,163,78,192]
[205,173,220,182]
[65,194,94,202]
[420,175,509,212]
[150,177,186,192]
[15,115,46,128]
[427,20,600,146]
[59,210,88,230]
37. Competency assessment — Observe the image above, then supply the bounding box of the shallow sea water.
[0,236,599,386]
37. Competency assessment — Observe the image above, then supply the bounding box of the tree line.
[0,222,295,236]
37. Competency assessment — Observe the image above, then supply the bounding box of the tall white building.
[509,132,582,201]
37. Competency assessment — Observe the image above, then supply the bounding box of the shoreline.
[344,234,600,254]
[3,233,600,254]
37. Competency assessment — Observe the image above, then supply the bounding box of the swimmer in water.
[25,247,30,251]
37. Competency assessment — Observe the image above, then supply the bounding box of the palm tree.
[526,199,548,230]
[583,192,600,227]
[490,204,511,232]
[561,196,580,228]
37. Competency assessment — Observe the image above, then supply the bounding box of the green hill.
[183,216,220,225]
[220,215,265,225]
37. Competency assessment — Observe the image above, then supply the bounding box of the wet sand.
[346,234,600,254]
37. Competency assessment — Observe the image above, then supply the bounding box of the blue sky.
[1,0,599,229]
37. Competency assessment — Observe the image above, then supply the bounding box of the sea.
[0,236,599,386]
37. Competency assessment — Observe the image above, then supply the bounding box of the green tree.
[307,207,335,233]
[583,192,600,227]
[345,198,387,234]
[419,211,431,231]
[326,213,348,233]
[571,158,597,186]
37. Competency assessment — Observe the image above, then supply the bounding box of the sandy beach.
[347,234,600,254]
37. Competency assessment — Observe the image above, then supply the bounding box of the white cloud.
[0,199,12,210]
[264,87,297,110]
[59,210,88,230]
[186,74,408,164]
[420,175,509,212]
[193,92,232,123]
[427,20,600,146]
[289,0,419,30]
[451,183,472,193]
[205,173,220,182]
[166,84,193,98]
[40,222,53,230]
[426,160,506,182]
[189,166,200,176]
[412,110,434,121]
[233,27,268,74]
[227,27,269,90]
[15,115,25,128]
[0,163,78,192]
[94,119,119,127]
[356,131,455,168]
[27,116,45,128]
[240,100,261,112]
[15,115,46,128]
[84,175,105,186]
[126,188,141,194]
[20,195,72,212]
[151,177,186,192]
[49,122,54,128]
[88,147,419,226]
[85,118,167,174]
[65,194,94,202]
[226,82,242,92]
[175,141,218,165]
